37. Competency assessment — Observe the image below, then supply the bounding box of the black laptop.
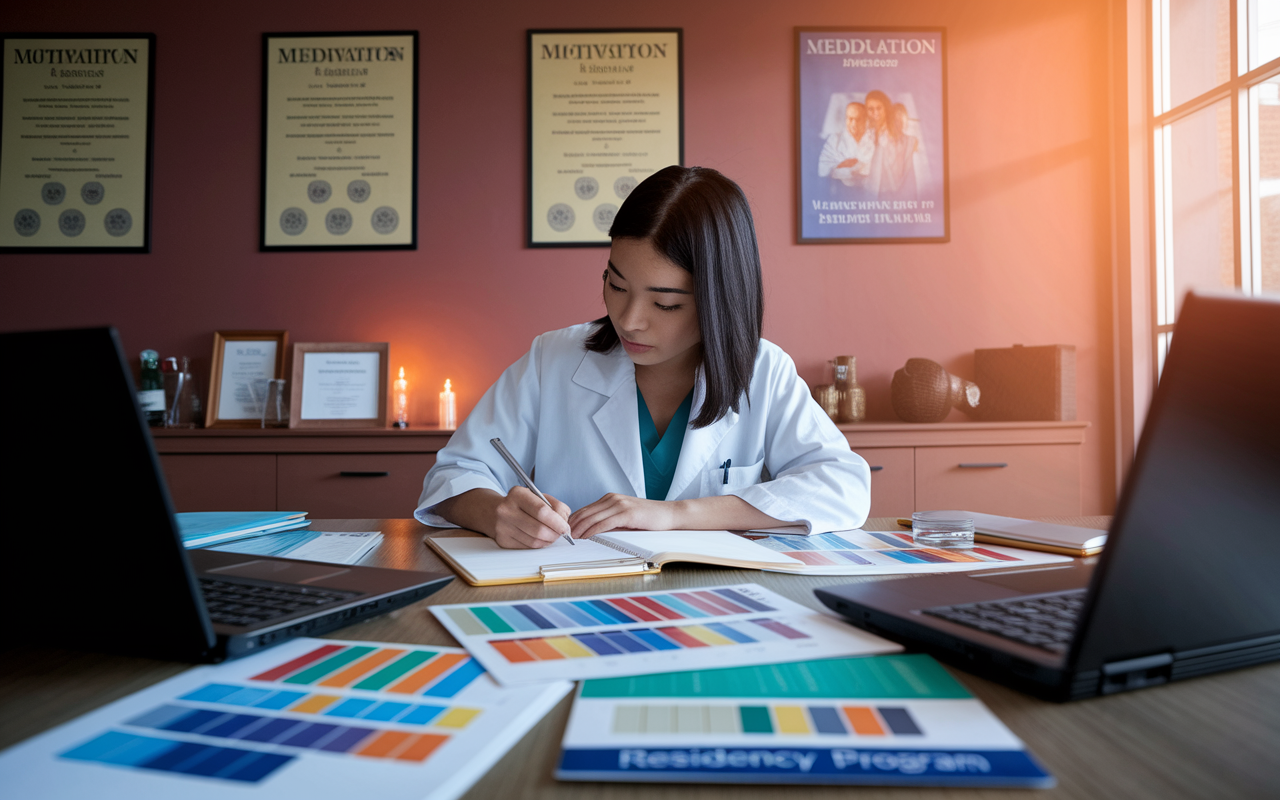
[817,292,1280,701]
[1,326,452,663]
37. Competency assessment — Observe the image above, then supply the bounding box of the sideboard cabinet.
[838,421,1088,519]
[153,428,453,520]
[154,421,1086,521]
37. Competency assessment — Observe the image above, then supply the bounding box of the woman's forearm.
[671,495,791,530]
[430,489,504,537]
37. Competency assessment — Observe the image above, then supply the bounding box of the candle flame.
[444,379,452,391]
[399,367,405,379]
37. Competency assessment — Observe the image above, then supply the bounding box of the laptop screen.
[1074,293,1280,669]
[2,327,217,661]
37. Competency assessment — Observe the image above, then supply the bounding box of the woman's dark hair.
[585,165,763,429]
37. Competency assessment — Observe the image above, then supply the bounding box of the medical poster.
[796,28,949,243]
[0,34,153,251]
[261,32,416,249]
[527,29,682,247]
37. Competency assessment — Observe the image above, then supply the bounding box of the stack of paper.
[207,530,383,565]
[176,511,310,549]
[430,582,1055,788]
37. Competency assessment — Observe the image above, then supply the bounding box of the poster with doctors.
[796,28,948,243]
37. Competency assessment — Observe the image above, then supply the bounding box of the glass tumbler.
[911,510,975,549]
[261,378,289,428]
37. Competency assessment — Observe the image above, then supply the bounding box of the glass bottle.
[831,355,867,423]
[138,349,166,427]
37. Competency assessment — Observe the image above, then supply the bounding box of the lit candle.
[439,379,457,430]
[392,367,410,428]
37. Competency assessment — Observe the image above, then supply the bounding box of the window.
[1151,0,1280,371]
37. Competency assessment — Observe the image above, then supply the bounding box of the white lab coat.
[415,323,871,533]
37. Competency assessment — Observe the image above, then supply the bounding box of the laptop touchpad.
[206,559,351,584]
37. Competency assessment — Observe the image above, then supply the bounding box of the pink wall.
[2,0,1118,514]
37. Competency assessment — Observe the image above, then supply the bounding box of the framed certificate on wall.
[527,29,683,247]
[290,342,389,429]
[0,33,155,252]
[795,27,949,244]
[260,32,417,250]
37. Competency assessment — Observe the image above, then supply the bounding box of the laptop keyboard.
[199,578,360,627]
[922,589,1086,654]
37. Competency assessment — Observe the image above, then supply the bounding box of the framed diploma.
[290,342,389,429]
[527,29,683,247]
[795,27,949,244]
[0,33,155,252]
[260,32,417,250]
[206,330,289,428]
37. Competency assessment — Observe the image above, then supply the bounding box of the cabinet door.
[915,444,1081,517]
[277,454,436,519]
[853,447,915,518]
[159,454,277,512]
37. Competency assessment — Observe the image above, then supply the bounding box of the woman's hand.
[492,487,572,549]
[568,493,680,539]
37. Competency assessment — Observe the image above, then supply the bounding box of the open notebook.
[426,531,798,585]
[425,530,1071,586]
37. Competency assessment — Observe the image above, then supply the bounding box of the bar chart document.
[432,583,900,686]
[0,638,571,800]
[558,654,1054,788]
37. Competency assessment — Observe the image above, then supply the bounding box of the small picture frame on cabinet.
[290,342,389,429]
[206,330,289,428]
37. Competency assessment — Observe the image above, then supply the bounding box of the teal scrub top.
[637,386,694,501]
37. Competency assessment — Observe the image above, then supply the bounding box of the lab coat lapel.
[573,349,646,498]
[666,370,738,500]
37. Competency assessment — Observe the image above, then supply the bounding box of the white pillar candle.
[439,379,457,430]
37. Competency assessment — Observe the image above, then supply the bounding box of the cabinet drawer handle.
[958,462,1008,469]
[869,466,884,472]
[339,471,390,477]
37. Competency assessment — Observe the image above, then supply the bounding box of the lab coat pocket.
[701,458,765,496]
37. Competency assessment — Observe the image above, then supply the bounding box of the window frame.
[1149,0,1280,373]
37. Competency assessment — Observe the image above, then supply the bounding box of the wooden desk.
[2,518,1277,799]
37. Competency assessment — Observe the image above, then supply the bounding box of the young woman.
[416,166,870,549]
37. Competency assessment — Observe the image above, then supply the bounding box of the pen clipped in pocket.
[701,458,765,496]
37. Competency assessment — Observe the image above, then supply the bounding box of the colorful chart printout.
[432,583,900,686]
[0,638,571,800]
[558,654,1054,788]
[747,530,1072,574]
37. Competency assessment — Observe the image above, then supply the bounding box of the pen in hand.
[489,437,575,546]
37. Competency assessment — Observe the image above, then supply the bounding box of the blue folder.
[175,511,310,549]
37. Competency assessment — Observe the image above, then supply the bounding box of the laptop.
[1,326,452,663]
[817,292,1280,701]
